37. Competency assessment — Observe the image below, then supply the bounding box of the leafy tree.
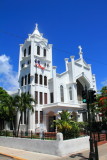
[3,96,16,130]
[14,93,35,135]
[96,86,107,121]
[54,110,80,139]
[0,87,9,105]
[100,86,107,96]
[0,87,16,130]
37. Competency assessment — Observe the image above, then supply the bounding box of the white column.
[89,64,94,89]
[64,58,69,71]
[32,109,35,131]
[22,112,24,124]
[70,56,75,82]
[30,40,35,77]
[18,44,23,79]
[28,109,35,132]
[16,111,20,131]
[53,66,57,103]
[48,44,53,78]
[72,82,78,104]
[28,85,35,132]
[4,121,10,130]
[70,56,78,104]
[28,110,32,131]
[43,113,47,131]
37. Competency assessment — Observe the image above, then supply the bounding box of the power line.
[0,29,107,67]
[53,47,107,66]
[0,30,25,39]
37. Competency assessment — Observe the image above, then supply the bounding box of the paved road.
[0,144,107,160]
[0,154,16,160]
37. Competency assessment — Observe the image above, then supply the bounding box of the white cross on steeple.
[78,45,82,53]
[35,23,38,30]
[78,45,83,59]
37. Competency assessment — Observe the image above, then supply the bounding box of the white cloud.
[0,54,18,91]
[101,80,107,86]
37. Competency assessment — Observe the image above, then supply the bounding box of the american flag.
[35,59,45,70]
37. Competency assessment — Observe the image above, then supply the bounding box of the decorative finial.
[35,23,38,30]
[78,45,82,53]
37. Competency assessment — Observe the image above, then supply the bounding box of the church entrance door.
[48,116,56,132]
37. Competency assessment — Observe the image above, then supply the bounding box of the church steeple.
[32,23,41,37]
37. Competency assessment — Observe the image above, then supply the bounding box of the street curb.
[0,152,27,160]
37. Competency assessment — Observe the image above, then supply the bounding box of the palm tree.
[54,110,80,139]
[14,93,35,135]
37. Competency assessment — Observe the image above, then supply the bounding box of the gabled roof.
[75,58,90,69]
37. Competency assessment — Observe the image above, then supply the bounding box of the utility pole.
[87,99,94,160]
[82,89,99,160]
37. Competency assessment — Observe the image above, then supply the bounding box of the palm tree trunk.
[17,115,21,137]
[11,118,14,130]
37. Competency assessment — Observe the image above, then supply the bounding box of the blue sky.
[0,0,107,91]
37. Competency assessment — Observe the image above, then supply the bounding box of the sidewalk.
[0,143,107,160]
[0,146,60,160]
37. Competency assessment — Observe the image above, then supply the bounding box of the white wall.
[0,135,89,156]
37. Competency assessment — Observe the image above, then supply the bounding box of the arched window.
[39,75,42,85]
[44,76,47,86]
[44,93,47,104]
[44,49,46,57]
[69,87,72,100]
[28,73,30,84]
[60,85,64,102]
[37,46,40,55]
[21,63,25,68]
[21,77,24,86]
[24,49,26,57]
[28,45,31,55]
[28,60,31,65]
[35,73,38,84]
[25,75,27,85]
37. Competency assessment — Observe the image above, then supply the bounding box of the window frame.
[44,76,47,86]
[35,73,38,84]
[60,85,64,102]
[39,75,42,85]
[35,111,38,124]
[28,73,30,84]
[37,46,40,55]
[40,111,43,123]
[44,48,46,57]
[25,75,27,85]
[35,91,38,104]
[40,92,43,104]
[69,86,72,100]
[50,92,54,103]
[21,77,24,86]
[44,93,47,104]
[24,49,26,57]
[28,45,31,55]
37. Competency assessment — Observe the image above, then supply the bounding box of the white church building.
[16,24,97,132]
